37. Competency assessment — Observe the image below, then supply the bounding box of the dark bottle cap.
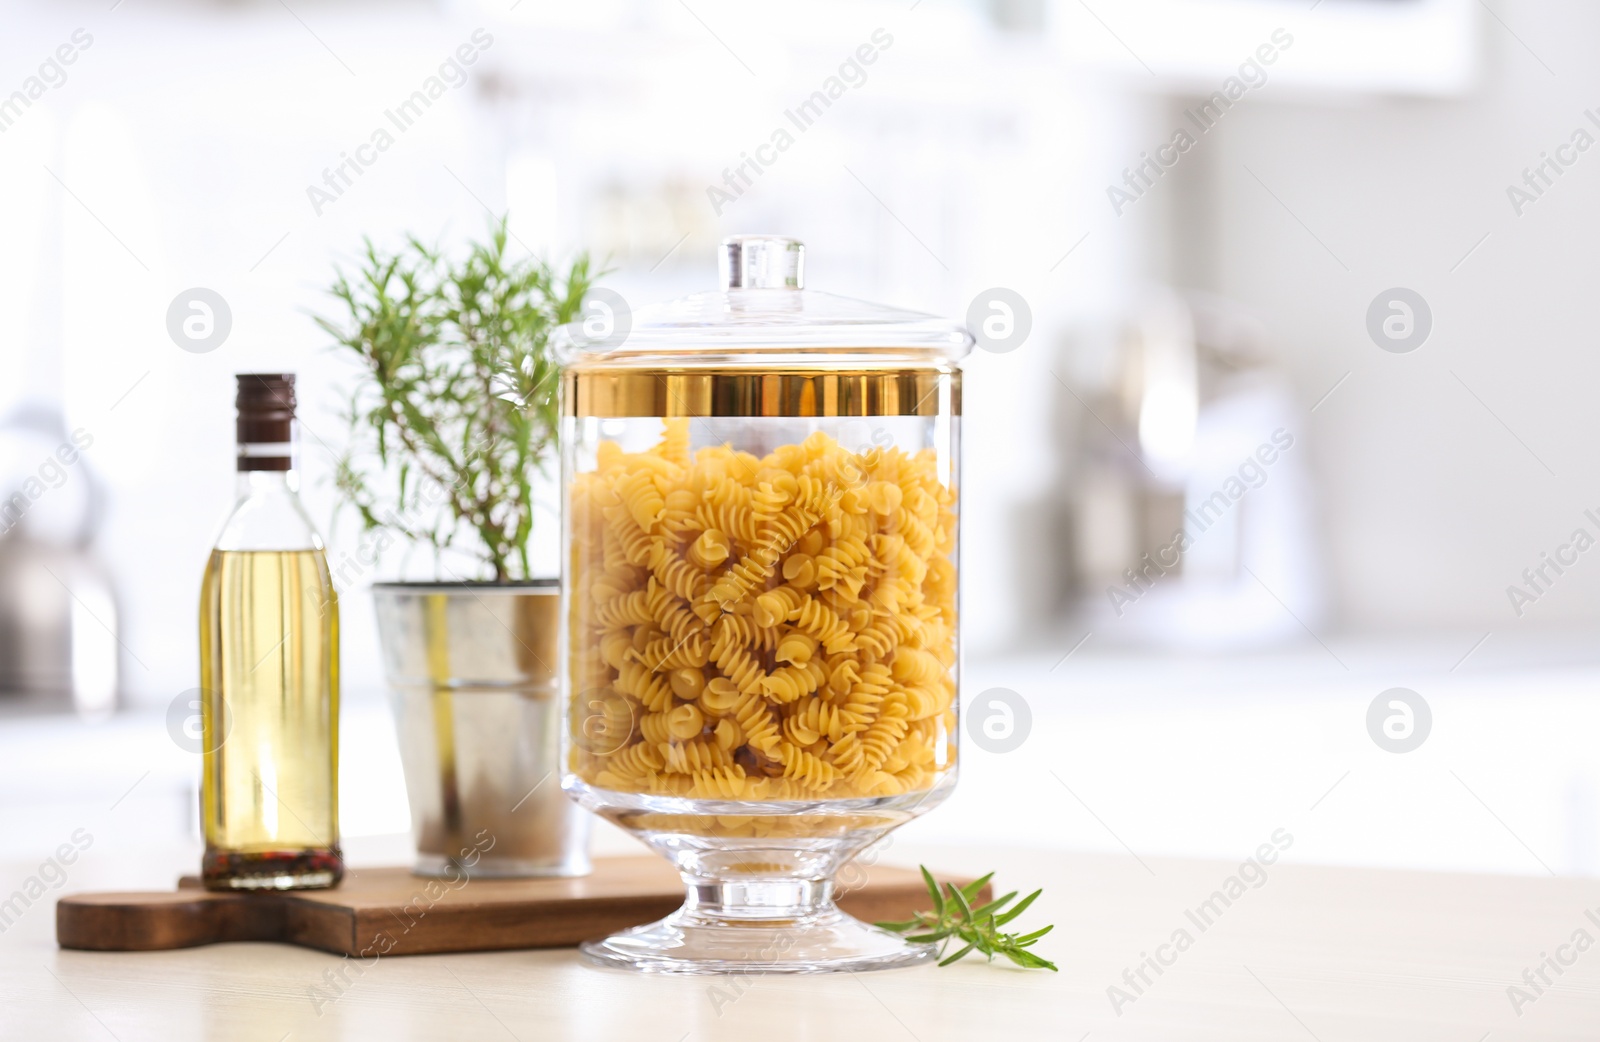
[236,373,296,472]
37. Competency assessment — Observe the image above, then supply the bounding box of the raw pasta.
[568,422,957,801]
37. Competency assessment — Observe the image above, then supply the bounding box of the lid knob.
[719,235,804,290]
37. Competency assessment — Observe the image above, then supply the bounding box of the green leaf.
[921,865,944,916]
[993,889,1042,927]
[946,882,974,923]
[938,942,977,967]
[1002,949,1058,971]
[970,891,1018,920]
[959,872,994,903]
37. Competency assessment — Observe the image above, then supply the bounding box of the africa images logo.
[0,29,94,134]
[1105,29,1293,215]
[706,28,893,215]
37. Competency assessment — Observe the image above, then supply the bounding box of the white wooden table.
[3,843,1597,1041]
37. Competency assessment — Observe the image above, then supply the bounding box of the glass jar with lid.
[557,235,970,972]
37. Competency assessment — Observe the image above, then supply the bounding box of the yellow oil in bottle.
[199,548,342,889]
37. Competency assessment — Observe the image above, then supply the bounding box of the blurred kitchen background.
[4,0,1598,882]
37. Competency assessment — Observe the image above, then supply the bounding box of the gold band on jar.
[562,368,961,419]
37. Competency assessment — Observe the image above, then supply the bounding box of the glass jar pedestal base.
[581,876,936,974]
[570,784,955,974]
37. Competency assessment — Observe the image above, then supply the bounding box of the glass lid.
[555,235,973,370]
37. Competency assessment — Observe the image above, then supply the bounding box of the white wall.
[1177,0,1600,632]
[12,0,1589,713]
[0,1,1156,703]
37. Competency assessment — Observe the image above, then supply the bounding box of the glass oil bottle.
[199,373,342,889]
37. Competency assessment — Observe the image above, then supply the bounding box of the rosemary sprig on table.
[877,866,1057,971]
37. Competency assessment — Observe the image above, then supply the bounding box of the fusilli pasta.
[569,423,957,800]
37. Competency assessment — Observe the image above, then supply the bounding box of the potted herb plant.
[320,221,595,877]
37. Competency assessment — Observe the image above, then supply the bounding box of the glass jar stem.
[682,877,834,922]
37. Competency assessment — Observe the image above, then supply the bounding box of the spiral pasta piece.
[782,696,860,745]
[668,668,706,701]
[601,741,665,781]
[790,596,856,654]
[616,470,667,533]
[709,626,767,694]
[638,712,672,745]
[662,739,733,774]
[614,661,675,713]
[653,552,712,602]
[687,529,732,570]
[635,634,709,671]
[689,765,748,798]
[666,703,705,740]
[774,741,840,792]
[660,417,691,467]
[712,613,780,654]
[759,661,823,705]
[753,586,805,628]
[774,632,818,666]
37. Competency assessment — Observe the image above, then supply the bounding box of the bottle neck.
[235,468,301,500]
[217,466,321,553]
[222,379,317,552]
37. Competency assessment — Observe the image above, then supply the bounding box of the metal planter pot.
[373,580,590,878]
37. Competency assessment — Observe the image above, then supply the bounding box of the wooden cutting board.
[56,857,984,957]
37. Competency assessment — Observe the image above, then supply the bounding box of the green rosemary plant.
[319,220,595,581]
